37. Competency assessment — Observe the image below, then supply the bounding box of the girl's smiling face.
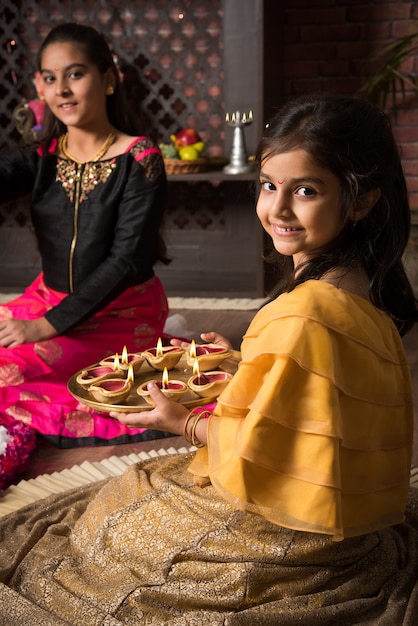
[256,149,349,267]
[39,42,109,130]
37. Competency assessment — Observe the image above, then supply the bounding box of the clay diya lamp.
[88,364,135,404]
[186,339,231,372]
[187,359,233,397]
[76,363,124,388]
[141,337,184,371]
[100,346,144,374]
[137,367,187,406]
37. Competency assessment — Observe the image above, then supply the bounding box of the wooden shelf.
[167,170,256,183]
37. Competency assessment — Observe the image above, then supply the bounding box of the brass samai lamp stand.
[223,109,253,174]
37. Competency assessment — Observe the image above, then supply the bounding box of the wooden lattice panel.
[166,181,226,231]
[0,0,225,233]
[0,0,224,153]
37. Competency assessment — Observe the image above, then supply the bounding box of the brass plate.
[68,350,240,413]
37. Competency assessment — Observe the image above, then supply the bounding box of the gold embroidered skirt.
[0,452,417,625]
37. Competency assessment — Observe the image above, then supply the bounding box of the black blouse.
[0,137,167,334]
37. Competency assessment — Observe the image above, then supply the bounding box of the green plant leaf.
[359,31,418,108]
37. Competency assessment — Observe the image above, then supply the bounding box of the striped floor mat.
[168,297,268,310]
[0,446,194,517]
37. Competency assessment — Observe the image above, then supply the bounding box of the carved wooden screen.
[0,0,264,296]
[0,0,226,249]
[0,0,224,155]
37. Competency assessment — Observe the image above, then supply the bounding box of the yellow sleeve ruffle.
[188,281,414,541]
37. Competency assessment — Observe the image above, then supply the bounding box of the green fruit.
[159,143,178,159]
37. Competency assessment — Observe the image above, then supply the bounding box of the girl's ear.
[351,188,381,221]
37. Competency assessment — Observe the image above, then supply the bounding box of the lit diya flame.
[162,366,169,389]
[186,342,231,371]
[88,363,134,404]
[127,363,135,383]
[192,359,209,385]
[98,350,123,369]
[99,347,144,373]
[189,339,196,360]
[137,367,187,405]
[120,345,144,371]
[141,339,184,371]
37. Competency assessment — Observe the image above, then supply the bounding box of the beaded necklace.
[58,129,115,163]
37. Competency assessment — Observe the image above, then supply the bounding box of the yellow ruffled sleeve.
[188,281,414,541]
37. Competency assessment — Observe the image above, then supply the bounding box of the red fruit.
[175,128,201,147]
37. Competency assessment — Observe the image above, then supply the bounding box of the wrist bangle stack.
[183,409,211,448]
[183,411,195,444]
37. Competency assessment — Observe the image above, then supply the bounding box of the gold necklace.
[58,129,115,163]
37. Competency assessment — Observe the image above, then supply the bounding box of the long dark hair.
[36,23,139,146]
[256,92,418,335]
[36,22,170,267]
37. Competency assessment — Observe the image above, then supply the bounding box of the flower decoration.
[0,421,37,491]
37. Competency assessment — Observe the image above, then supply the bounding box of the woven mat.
[168,297,268,310]
[0,445,194,517]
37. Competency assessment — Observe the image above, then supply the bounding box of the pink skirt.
[0,273,170,449]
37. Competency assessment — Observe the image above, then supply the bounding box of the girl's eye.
[261,181,276,192]
[43,75,54,84]
[296,186,315,197]
[69,70,83,80]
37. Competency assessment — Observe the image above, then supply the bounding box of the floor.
[22,307,418,479]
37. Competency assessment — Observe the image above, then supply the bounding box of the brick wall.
[279,0,418,225]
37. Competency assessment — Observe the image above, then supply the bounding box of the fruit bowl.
[163,157,209,175]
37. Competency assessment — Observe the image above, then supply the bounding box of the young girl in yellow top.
[1,93,417,625]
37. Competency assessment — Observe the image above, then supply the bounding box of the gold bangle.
[190,409,211,448]
[183,411,196,445]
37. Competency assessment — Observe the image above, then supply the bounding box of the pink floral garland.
[0,421,37,491]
